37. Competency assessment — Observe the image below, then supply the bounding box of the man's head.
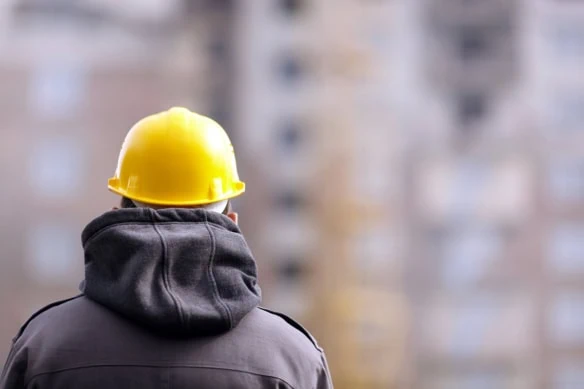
[108,107,244,223]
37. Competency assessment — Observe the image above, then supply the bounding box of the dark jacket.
[1,208,332,389]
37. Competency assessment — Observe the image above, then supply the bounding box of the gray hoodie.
[1,208,333,389]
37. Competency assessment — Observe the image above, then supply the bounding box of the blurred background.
[0,0,583,388]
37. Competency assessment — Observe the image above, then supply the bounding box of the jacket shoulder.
[258,307,323,352]
[13,294,84,342]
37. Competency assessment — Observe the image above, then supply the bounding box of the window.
[28,63,86,119]
[28,137,85,198]
[192,0,233,11]
[263,281,309,318]
[549,21,584,59]
[449,303,495,357]
[419,160,487,220]
[278,0,305,16]
[277,119,303,152]
[450,161,488,214]
[351,119,395,203]
[418,158,530,222]
[276,55,305,84]
[275,256,305,282]
[548,224,584,274]
[439,228,503,289]
[25,222,80,285]
[458,27,489,61]
[548,291,584,346]
[421,294,533,358]
[457,92,488,126]
[553,361,584,389]
[263,214,317,254]
[549,92,584,132]
[208,39,228,62]
[351,225,397,282]
[14,0,106,25]
[422,371,509,389]
[274,190,304,212]
[548,159,584,203]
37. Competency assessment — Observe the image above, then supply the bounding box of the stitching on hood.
[149,210,186,328]
[203,212,234,329]
[83,221,228,249]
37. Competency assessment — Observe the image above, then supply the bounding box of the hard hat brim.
[108,177,245,207]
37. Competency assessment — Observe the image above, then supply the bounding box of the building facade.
[235,0,584,388]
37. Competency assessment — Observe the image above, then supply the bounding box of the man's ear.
[227,212,238,224]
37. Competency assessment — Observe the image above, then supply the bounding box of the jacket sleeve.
[316,352,334,389]
[0,342,26,389]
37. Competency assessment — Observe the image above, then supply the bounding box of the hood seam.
[83,220,234,248]
[204,212,234,329]
[150,210,186,328]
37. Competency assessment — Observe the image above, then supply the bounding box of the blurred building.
[407,1,584,388]
[406,1,537,388]
[235,1,584,389]
[530,2,584,388]
[235,1,409,388]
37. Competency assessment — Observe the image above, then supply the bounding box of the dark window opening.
[278,119,303,151]
[208,39,228,62]
[458,27,489,61]
[457,93,488,126]
[276,258,305,281]
[192,0,234,11]
[277,55,304,83]
[462,0,484,5]
[275,191,304,211]
[279,0,304,16]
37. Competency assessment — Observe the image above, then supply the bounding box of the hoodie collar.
[81,208,261,337]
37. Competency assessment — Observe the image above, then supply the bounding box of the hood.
[80,208,261,337]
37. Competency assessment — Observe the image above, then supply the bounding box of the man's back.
[1,207,332,389]
[2,297,329,389]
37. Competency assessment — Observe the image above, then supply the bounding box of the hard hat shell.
[108,107,245,206]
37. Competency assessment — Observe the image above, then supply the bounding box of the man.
[1,107,333,389]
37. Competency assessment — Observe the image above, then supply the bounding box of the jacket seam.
[0,344,17,382]
[150,211,186,328]
[83,221,231,248]
[25,364,296,389]
[13,295,85,343]
[319,353,333,388]
[259,307,323,352]
[203,212,234,329]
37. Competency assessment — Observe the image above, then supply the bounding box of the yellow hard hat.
[108,107,245,206]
